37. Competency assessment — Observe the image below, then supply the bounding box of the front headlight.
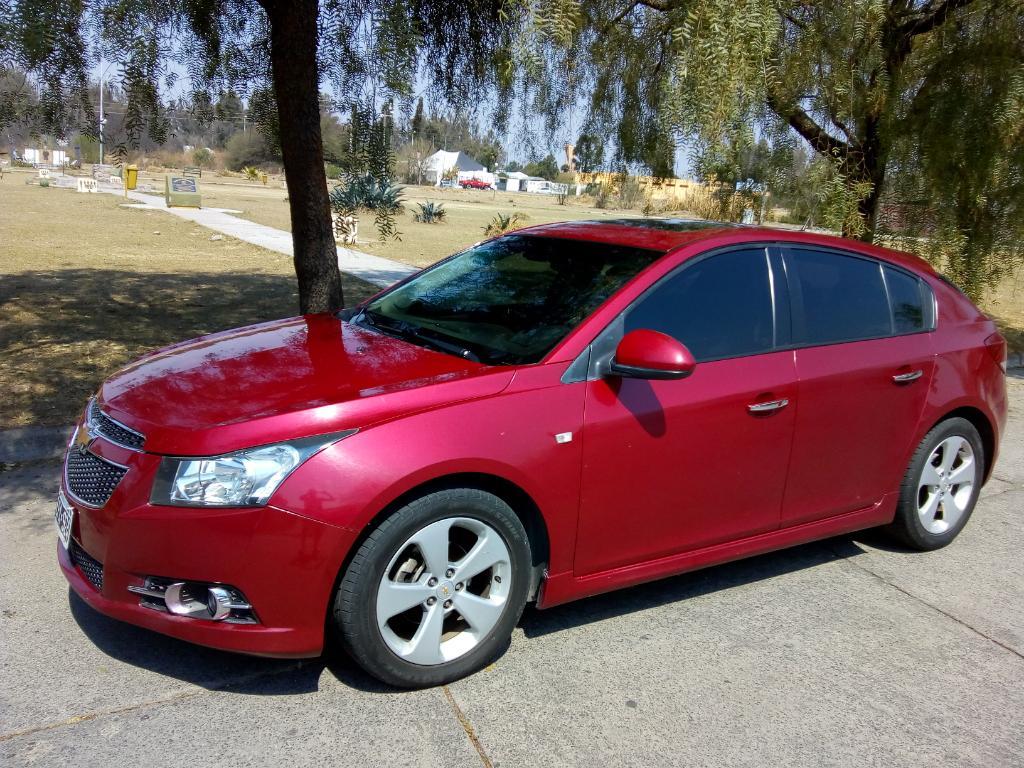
[151,431,355,507]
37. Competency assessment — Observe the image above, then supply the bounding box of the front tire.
[332,488,531,688]
[886,417,984,550]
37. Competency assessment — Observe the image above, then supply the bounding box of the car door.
[780,246,937,527]
[573,246,799,576]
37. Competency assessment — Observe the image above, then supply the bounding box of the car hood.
[98,314,513,456]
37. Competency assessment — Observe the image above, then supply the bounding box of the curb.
[0,426,73,464]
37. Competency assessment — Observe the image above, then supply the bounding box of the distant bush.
[617,177,644,209]
[483,212,527,237]
[413,201,447,223]
[224,131,280,171]
[324,163,343,180]
[192,147,214,168]
[241,166,260,181]
[593,176,645,210]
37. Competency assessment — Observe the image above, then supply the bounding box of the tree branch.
[894,0,976,40]
[767,91,852,159]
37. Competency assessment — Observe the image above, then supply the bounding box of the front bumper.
[57,428,358,658]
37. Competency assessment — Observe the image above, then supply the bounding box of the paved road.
[2,376,1022,767]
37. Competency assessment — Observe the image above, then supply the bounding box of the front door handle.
[748,398,789,413]
[892,369,924,383]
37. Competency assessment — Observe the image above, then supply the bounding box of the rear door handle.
[892,369,923,383]
[748,398,789,413]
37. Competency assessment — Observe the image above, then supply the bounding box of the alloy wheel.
[375,517,512,665]
[917,436,976,535]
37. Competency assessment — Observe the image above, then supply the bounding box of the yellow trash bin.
[125,164,139,190]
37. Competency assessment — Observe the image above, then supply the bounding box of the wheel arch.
[929,405,996,482]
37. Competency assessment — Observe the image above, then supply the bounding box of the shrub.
[617,176,644,209]
[329,174,405,216]
[241,166,260,181]
[413,201,447,223]
[330,174,405,240]
[192,147,214,168]
[324,163,343,180]
[483,212,527,237]
[224,130,280,171]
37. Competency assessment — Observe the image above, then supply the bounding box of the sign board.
[165,175,201,208]
[38,168,51,179]
[76,178,98,194]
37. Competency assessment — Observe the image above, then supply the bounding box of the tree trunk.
[261,0,344,314]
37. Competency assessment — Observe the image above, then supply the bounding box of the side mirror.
[609,329,696,380]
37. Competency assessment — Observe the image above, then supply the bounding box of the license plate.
[55,491,74,550]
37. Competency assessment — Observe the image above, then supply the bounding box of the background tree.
[523,153,560,180]
[410,97,425,142]
[524,0,1024,298]
[1,0,518,313]
[573,133,604,173]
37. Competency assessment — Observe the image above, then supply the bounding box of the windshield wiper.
[358,310,481,363]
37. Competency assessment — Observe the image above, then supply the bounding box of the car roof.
[515,218,937,276]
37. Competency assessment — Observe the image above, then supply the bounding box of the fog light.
[165,582,211,618]
[206,586,233,621]
[128,578,258,623]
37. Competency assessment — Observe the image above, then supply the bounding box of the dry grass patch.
[0,174,376,427]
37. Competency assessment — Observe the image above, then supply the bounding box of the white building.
[422,150,494,186]
[498,171,529,192]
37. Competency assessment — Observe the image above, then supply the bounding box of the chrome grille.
[70,540,104,591]
[89,400,145,450]
[65,449,127,507]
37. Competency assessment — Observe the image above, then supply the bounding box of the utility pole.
[98,60,112,165]
[98,66,104,163]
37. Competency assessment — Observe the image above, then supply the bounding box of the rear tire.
[885,417,984,550]
[332,488,531,688]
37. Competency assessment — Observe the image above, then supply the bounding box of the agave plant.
[330,174,405,241]
[330,174,404,216]
[483,212,527,237]
[241,166,260,181]
[413,201,447,223]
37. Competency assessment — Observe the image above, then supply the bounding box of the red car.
[57,219,1008,687]
[459,178,493,190]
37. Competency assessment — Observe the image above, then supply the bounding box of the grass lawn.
[0,173,378,428]
[187,176,632,268]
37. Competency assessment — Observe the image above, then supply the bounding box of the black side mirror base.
[608,360,693,380]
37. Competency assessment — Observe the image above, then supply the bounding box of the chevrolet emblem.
[73,424,95,454]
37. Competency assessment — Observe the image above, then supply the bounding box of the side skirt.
[536,494,896,609]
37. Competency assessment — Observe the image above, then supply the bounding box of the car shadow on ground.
[520,535,870,637]
[69,533,881,694]
[67,590,393,695]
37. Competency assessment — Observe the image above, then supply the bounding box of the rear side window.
[884,266,931,333]
[787,249,890,345]
[624,248,774,361]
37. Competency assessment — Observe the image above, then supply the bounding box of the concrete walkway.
[119,190,418,288]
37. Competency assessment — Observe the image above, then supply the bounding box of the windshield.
[358,235,662,365]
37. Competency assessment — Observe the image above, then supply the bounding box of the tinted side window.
[624,249,774,361]
[788,249,890,344]
[884,266,928,334]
